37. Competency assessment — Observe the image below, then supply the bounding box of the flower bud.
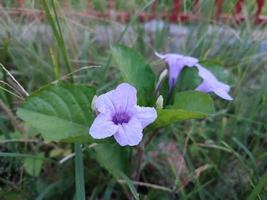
[91,95,98,112]
[156,95,163,109]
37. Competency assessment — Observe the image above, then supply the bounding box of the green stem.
[75,143,86,200]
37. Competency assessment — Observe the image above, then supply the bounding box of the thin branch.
[0,99,25,132]
[59,143,98,164]
[118,179,172,193]
[0,64,29,97]
[52,65,101,84]
[0,85,24,100]
[0,80,24,97]
[134,144,144,181]
[145,128,161,147]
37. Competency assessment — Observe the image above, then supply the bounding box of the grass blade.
[0,152,55,163]
[75,143,86,200]
[247,171,267,200]
[42,0,73,82]
[36,181,62,200]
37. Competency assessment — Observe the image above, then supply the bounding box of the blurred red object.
[3,0,266,25]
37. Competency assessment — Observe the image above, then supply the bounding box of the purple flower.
[195,64,233,100]
[155,52,198,89]
[89,83,157,146]
[156,52,233,100]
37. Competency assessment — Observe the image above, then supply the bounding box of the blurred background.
[0,0,266,199]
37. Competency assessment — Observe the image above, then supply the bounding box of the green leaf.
[153,91,214,127]
[153,109,207,127]
[23,153,44,177]
[173,91,215,114]
[154,91,214,127]
[111,45,155,105]
[177,67,201,90]
[93,144,139,200]
[17,83,96,142]
[93,143,128,177]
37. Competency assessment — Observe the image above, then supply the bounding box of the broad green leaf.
[93,144,139,200]
[17,84,95,142]
[173,91,215,114]
[177,67,201,90]
[93,143,128,177]
[154,91,214,127]
[153,109,206,127]
[111,45,155,105]
[23,153,44,177]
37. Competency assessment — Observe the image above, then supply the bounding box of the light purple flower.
[195,64,233,100]
[156,52,233,100]
[89,83,157,146]
[155,52,198,89]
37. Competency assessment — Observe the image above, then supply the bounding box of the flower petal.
[133,106,157,128]
[95,90,116,114]
[158,53,184,89]
[181,56,198,67]
[113,117,143,146]
[195,81,212,93]
[216,81,231,92]
[95,83,137,114]
[195,64,232,100]
[156,53,198,89]
[168,60,184,89]
[196,64,217,82]
[168,56,198,87]
[89,113,118,139]
[214,88,233,101]
[112,83,137,112]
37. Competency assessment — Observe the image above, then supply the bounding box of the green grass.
[0,0,266,199]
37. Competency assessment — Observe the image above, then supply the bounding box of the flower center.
[112,112,130,125]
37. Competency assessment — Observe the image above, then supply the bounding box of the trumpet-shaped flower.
[156,52,232,100]
[89,83,157,146]
[195,64,233,100]
[155,52,198,89]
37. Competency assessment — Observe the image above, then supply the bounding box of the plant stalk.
[75,143,86,200]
